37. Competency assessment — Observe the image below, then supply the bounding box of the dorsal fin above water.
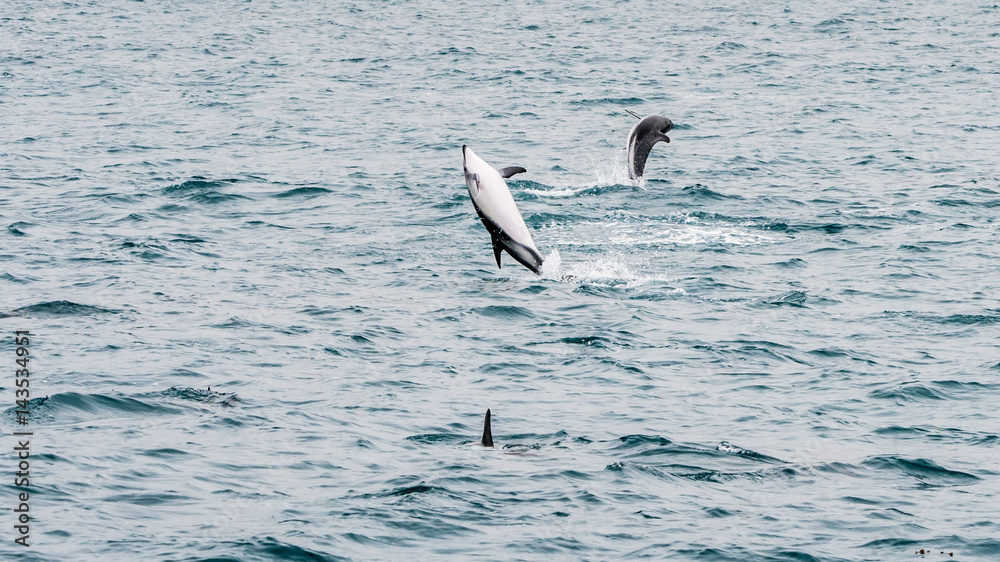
[482,409,494,447]
[497,166,526,179]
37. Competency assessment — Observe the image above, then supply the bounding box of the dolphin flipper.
[467,173,481,196]
[497,166,527,179]
[491,235,503,268]
[482,409,494,447]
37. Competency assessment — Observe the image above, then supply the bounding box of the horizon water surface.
[1,0,999,560]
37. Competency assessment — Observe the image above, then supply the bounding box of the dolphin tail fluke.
[491,235,503,268]
[482,409,494,447]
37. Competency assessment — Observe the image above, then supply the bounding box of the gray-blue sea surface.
[1,0,998,559]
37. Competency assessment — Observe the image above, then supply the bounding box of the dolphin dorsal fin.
[491,235,503,268]
[497,166,527,179]
[482,409,494,447]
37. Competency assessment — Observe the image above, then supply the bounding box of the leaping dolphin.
[462,145,544,274]
[627,114,674,180]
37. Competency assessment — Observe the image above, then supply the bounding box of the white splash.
[539,249,562,279]
[607,222,774,247]
[564,253,635,282]
[523,186,587,198]
[520,149,638,199]
[592,149,635,187]
[557,253,685,290]
[539,249,648,285]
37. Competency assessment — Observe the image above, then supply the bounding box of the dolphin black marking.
[481,409,494,447]
[475,206,541,272]
[627,115,674,179]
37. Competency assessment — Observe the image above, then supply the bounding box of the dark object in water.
[481,409,494,448]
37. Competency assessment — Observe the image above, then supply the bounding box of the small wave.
[863,456,980,487]
[103,492,193,506]
[158,386,241,407]
[162,177,249,204]
[881,310,1000,326]
[869,383,949,402]
[0,273,32,284]
[715,40,747,50]
[162,177,237,193]
[219,537,347,562]
[605,461,676,482]
[569,96,644,106]
[169,234,207,244]
[615,435,674,448]
[939,312,999,325]
[771,258,808,268]
[272,186,331,198]
[873,425,998,445]
[2,392,181,424]
[861,538,921,548]
[716,441,783,462]
[814,461,866,477]
[762,290,808,307]
[7,221,31,236]
[471,305,535,320]
[681,184,741,200]
[560,335,614,348]
[405,433,466,445]
[190,191,250,204]
[816,18,846,27]
[0,300,119,318]
[383,484,444,497]
[524,211,587,226]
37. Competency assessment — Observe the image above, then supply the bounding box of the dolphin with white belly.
[627,114,674,180]
[462,145,544,274]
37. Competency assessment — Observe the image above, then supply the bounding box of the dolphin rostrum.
[627,114,674,180]
[462,145,544,274]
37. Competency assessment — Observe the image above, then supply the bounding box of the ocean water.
[1,0,999,559]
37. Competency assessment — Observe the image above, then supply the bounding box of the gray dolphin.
[627,115,674,179]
